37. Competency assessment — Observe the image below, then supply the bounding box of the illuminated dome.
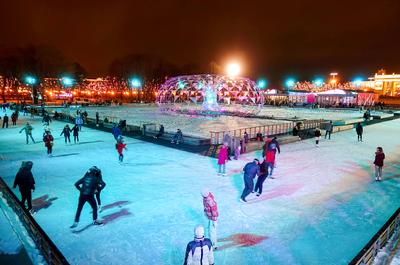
[156,74,263,106]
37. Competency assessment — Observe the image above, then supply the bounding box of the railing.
[0,177,70,265]
[210,119,323,145]
[349,207,400,265]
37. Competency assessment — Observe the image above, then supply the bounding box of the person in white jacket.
[184,226,215,265]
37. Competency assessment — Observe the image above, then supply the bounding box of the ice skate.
[240,198,247,203]
[93,220,104,226]
[70,222,78,228]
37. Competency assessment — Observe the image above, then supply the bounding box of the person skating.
[202,189,218,250]
[373,147,385,181]
[263,136,280,178]
[184,226,215,265]
[116,136,127,162]
[2,113,9,128]
[60,124,71,144]
[70,166,104,228]
[154,124,164,139]
[11,112,17,126]
[94,170,106,209]
[95,112,100,127]
[42,114,51,126]
[217,142,228,176]
[43,130,54,156]
[71,124,80,143]
[19,122,35,144]
[240,159,260,203]
[171,128,183,144]
[356,122,363,142]
[75,114,83,131]
[324,121,333,140]
[254,159,268,196]
[315,128,321,147]
[111,124,122,141]
[13,161,36,214]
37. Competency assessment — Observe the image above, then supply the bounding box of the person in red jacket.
[43,130,54,156]
[202,188,218,250]
[217,142,228,176]
[373,147,385,181]
[116,136,128,162]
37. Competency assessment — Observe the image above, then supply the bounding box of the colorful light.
[313,78,324,87]
[257,79,268,89]
[353,77,364,87]
[285,78,296,88]
[130,78,141,88]
[62,77,74,87]
[25,76,37,85]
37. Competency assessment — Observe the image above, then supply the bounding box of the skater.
[240,158,260,203]
[116,136,127,162]
[254,159,268,196]
[95,112,100,127]
[315,128,321,147]
[154,124,164,139]
[94,170,106,207]
[19,122,35,144]
[75,114,83,131]
[184,226,215,265]
[2,113,9,128]
[264,137,280,179]
[111,124,122,140]
[70,166,104,228]
[324,121,333,140]
[60,124,71,144]
[71,124,80,143]
[13,161,35,214]
[356,122,363,142]
[256,131,263,142]
[42,113,51,126]
[43,130,54,156]
[217,142,228,176]
[373,147,385,181]
[171,129,183,144]
[202,189,218,250]
[234,142,241,160]
[11,112,17,125]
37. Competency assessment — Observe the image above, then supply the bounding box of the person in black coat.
[60,124,71,143]
[2,113,9,128]
[13,161,35,213]
[154,124,164,139]
[71,124,79,143]
[315,128,321,147]
[356,122,363,142]
[71,166,105,228]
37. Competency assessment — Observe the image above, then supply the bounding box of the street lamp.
[285,78,296,88]
[313,78,324,87]
[62,77,74,87]
[25,76,37,85]
[257,79,268,89]
[226,62,241,77]
[129,77,142,102]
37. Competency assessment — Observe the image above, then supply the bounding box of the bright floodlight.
[353,77,363,86]
[314,78,324,87]
[226,62,241,76]
[257,79,268,89]
[130,78,141,88]
[62,77,74,87]
[25,76,37,85]
[285,78,296,88]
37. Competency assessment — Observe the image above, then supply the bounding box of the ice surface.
[54,104,383,138]
[0,108,399,265]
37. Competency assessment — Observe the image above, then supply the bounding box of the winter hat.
[194,226,205,240]
[201,188,210,198]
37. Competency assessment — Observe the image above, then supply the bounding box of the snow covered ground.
[0,109,399,265]
[53,104,381,138]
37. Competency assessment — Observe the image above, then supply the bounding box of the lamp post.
[226,62,241,77]
[25,75,38,104]
[130,78,142,102]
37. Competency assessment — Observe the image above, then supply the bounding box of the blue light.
[25,76,37,85]
[178,81,185,89]
[314,78,324,87]
[62,77,74,87]
[285,78,296,88]
[257,79,268,89]
[130,78,141,88]
[353,77,363,87]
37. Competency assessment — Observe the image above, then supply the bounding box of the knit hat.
[201,188,210,198]
[194,226,205,240]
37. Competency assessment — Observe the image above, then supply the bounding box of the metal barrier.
[0,177,70,265]
[210,119,323,145]
[350,207,400,265]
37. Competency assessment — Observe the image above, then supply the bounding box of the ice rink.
[0,110,399,265]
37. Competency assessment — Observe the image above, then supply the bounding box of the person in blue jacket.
[184,226,214,265]
[240,159,260,203]
[112,124,122,141]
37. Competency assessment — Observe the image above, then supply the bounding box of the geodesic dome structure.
[156,74,263,105]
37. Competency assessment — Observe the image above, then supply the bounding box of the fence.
[349,207,400,265]
[0,177,70,265]
[210,119,323,145]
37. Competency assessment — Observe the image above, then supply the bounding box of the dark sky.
[1,0,400,84]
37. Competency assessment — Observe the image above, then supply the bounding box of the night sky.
[1,0,400,84]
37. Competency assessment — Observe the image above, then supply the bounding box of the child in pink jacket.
[217,142,228,176]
